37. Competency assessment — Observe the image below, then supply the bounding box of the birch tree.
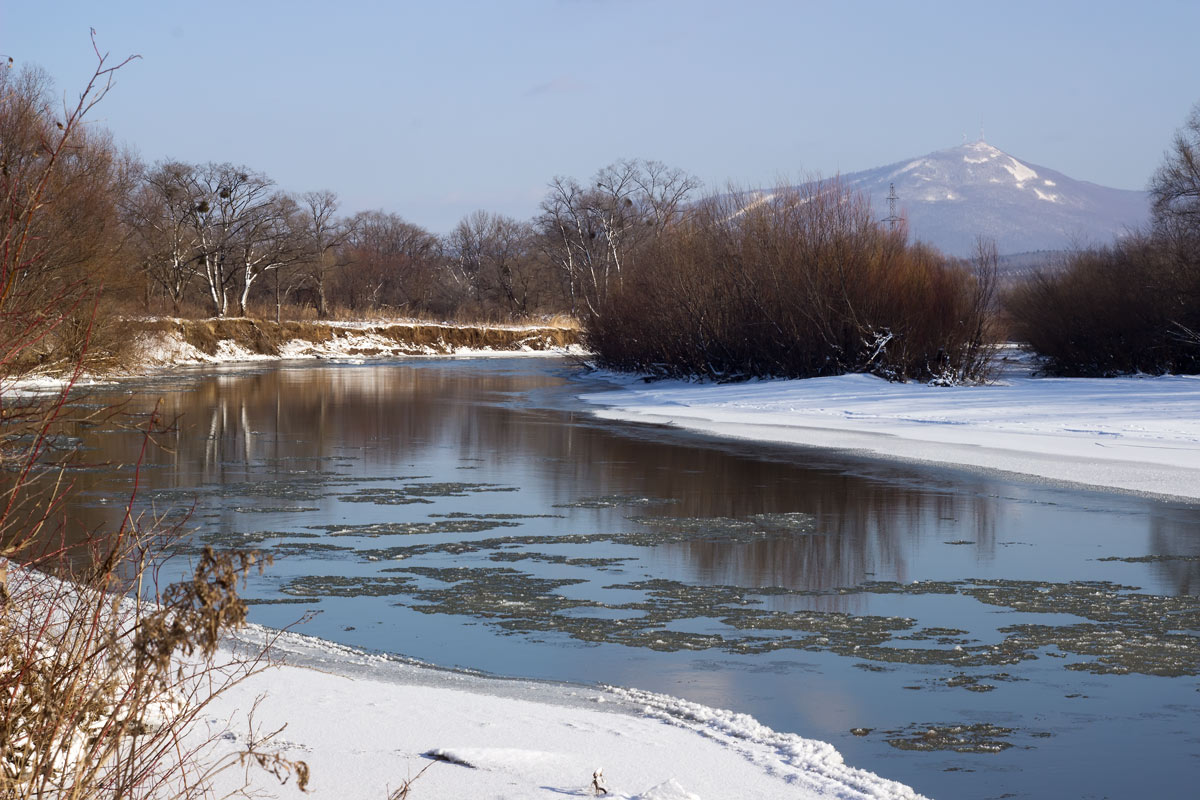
[161,163,264,317]
[232,191,302,317]
[146,162,290,317]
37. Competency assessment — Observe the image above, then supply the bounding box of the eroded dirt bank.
[134,318,582,364]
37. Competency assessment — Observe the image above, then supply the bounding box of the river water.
[66,357,1200,800]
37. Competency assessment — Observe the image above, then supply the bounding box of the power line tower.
[884,182,900,230]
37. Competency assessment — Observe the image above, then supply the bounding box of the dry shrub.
[1004,232,1200,375]
[0,545,281,798]
[0,371,300,799]
[1,40,302,800]
[0,370,291,798]
[1008,102,1200,376]
[586,181,998,383]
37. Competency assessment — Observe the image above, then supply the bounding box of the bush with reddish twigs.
[584,180,999,383]
[1004,234,1200,375]
[1004,103,1200,376]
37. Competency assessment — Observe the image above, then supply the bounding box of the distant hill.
[834,141,1150,257]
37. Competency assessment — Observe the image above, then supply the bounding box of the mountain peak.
[958,139,1004,159]
[837,144,1149,256]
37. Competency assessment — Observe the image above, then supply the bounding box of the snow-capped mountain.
[837,141,1150,257]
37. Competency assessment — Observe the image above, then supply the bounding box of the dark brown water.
[65,358,1200,799]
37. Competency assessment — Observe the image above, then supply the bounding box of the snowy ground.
[200,628,925,800]
[579,367,1200,501]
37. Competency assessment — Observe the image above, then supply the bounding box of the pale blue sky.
[4,1,1197,231]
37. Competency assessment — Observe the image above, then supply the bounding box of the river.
[65,357,1200,800]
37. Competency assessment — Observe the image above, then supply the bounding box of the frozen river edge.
[579,370,1200,502]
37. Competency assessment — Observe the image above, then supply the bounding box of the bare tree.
[232,190,301,317]
[536,159,699,317]
[143,162,294,317]
[122,161,201,313]
[0,58,134,368]
[290,190,353,320]
[629,159,703,236]
[173,163,269,316]
[337,211,441,314]
[1151,102,1200,233]
[447,211,540,316]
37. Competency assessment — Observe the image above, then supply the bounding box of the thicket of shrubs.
[1004,104,1200,376]
[584,182,998,383]
[1004,233,1200,375]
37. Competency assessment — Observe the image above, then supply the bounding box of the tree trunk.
[315,275,329,320]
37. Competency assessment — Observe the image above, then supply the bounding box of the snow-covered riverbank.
[136,317,584,367]
[580,370,1200,501]
[203,628,924,800]
[6,318,583,394]
[5,562,923,800]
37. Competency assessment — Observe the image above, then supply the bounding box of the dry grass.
[386,760,435,800]
[534,313,581,331]
[1,548,283,798]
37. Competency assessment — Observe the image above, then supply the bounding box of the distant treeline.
[2,58,1197,379]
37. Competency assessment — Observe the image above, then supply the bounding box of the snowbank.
[580,371,1200,500]
[201,627,925,800]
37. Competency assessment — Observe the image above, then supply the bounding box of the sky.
[4,0,1198,233]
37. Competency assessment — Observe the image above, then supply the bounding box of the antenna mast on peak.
[980,119,986,143]
[884,182,900,231]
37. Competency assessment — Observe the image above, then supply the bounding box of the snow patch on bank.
[6,569,921,799]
